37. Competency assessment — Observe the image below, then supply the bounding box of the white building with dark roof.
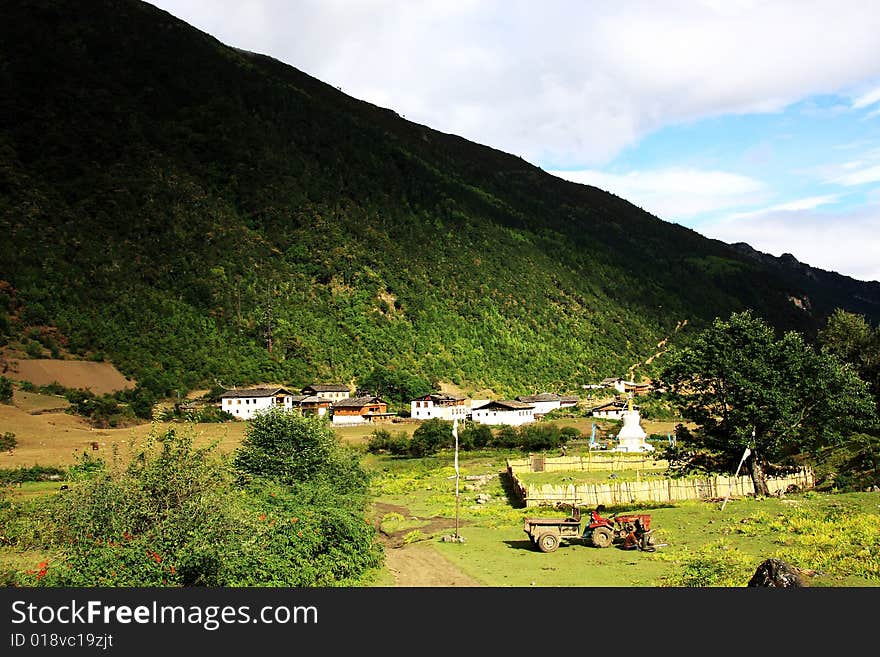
[410,393,469,421]
[471,400,535,426]
[515,392,564,417]
[219,387,294,420]
[301,384,351,401]
[591,399,638,420]
[290,395,332,417]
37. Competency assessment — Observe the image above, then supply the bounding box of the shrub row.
[367,419,581,457]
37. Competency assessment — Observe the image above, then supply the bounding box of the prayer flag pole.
[721,435,754,511]
[453,418,461,541]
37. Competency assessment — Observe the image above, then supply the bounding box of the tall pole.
[453,418,460,540]
[721,436,754,511]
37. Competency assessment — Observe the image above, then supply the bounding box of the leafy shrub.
[366,429,410,455]
[25,340,44,358]
[63,388,146,427]
[518,424,565,451]
[0,432,16,452]
[0,377,12,404]
[0,465,66,484]
[458,424,492,450]
[233,408,370,497]
[489,426,520,449]
[409,419,453,457]
[14,427,383,587]
[357,367,433,404]
[403,529,428,544]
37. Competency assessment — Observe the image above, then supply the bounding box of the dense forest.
[1,0,879,402]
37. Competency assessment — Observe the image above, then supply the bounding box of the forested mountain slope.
[1,0,878,398]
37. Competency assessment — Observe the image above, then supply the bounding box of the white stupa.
[613,395,654,452]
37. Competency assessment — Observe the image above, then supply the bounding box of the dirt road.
[381,540,482,587]
[372,502,482,587]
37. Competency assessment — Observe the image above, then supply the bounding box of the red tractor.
[584,508,657,551]
[523,506,659,552]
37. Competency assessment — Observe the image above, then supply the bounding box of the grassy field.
[363,449,880,587]
[5,400,877,588]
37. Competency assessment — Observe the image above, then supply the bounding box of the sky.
[147,0,880,282]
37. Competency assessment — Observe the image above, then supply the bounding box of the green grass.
[6,448,880,588]
[516,468,669,486]
[365,450,880,587]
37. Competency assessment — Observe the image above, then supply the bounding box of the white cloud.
[852,86,880,109]
[547,167,766,220]
[148,0,880,167]
[722,194,842,221]
[702,205,880,282]
[833,164,880,186]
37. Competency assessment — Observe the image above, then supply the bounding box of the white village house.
[591,399,637,420]
[288,395,333,417]
[515,392,580,418]
[410,393,469,421]
[471,400,535,426]
[301,383,351,401]
[600,377,652,395]
[219,387,295,420]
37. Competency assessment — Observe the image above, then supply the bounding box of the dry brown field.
[3,358,135,395]
[0,392,420,468]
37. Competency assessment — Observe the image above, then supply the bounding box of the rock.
[747,558,807,588]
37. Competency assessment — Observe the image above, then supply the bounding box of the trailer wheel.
[537,532,560,553]
[591,526,614,548]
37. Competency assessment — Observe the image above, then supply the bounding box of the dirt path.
[372,502,482,587]
[381,540,482,587]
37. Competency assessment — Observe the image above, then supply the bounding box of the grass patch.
[364,450,880,587]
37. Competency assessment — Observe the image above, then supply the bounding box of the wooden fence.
[507,463,815,508]
[508,454,669,475]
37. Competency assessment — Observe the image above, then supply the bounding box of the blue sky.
[550,92,880,281]
[149,1,880,282]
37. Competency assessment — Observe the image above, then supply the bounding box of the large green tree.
[819,309,880,409]
[233,408,370,498]
[660,311,874,495]
[817,309,880,487]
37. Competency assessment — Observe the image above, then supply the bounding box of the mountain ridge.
[0,0,878,400]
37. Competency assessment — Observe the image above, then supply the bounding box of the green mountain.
[1,0,878,399]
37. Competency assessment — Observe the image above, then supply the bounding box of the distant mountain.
[729,243,880,318]
[1,0,878,398]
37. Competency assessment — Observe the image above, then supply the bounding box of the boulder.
[747,558,807,588]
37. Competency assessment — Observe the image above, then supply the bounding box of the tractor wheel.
[537,532,560,553]
[640,530,657,552]
[591,526,614,548]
